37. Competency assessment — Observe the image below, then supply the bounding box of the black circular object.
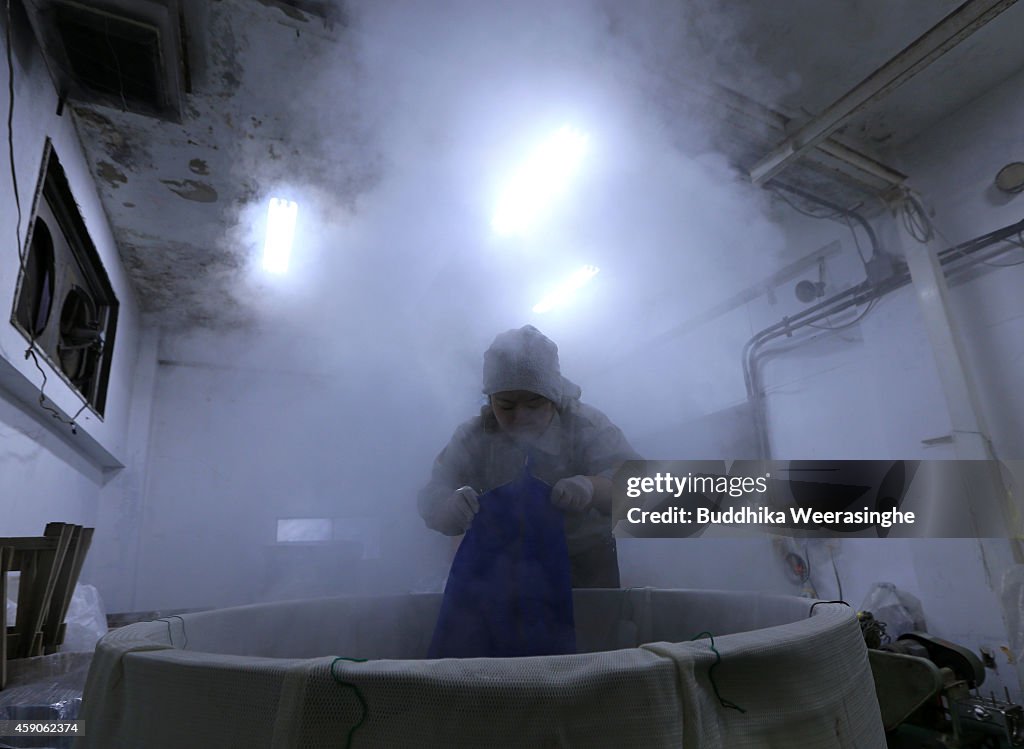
[795,279,818,303]
[58,286,101,385]
[21,218,57,337]
[995,162,1024,194]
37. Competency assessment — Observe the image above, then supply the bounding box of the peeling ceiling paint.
[161,179,219,203]
[62,0,1024,331]
[96,161,128,188]
[69,0,376,329]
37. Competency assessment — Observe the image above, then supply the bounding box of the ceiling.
[20,0,1024,331]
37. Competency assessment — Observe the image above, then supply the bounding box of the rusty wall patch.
[97,161,128,187]
[72,106,149,169]
[161,179,219,203]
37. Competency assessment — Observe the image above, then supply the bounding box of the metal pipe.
[742,216,1023,458]
[750,0,1019,185]
[743,283,882,458]
[694,81,907,190]
[813,140,908,189]
[768,180,882,259]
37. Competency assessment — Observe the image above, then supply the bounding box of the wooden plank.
[26,526,73,656]
[1,546,12,690]
[11,546,37,659]
[42,524,77,653]
[43,525,95,653]
[0,525,96,663]
[0,538,60,554]
[9,530,71,658]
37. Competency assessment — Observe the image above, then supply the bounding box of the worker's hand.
[551,475,594,513]
[439,485,480,534]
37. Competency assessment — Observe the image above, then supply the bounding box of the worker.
[417,324,641,588]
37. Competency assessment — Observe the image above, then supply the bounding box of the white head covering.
[482,325,581,406]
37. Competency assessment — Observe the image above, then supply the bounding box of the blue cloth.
[428,466,577,658]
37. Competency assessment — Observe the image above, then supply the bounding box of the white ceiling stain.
[63,0,1024,332]
[160,179,220,203]
[70,0,377,329]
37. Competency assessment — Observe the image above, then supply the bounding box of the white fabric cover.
[80,589,885,748]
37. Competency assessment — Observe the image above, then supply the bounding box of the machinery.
[866,621,1024,748]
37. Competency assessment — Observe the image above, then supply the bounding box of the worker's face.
[490,391,555,439]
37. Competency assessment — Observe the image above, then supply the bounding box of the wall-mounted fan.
[11,140,119,417]
[57,286,104,391]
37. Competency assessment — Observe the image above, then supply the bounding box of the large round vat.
[80,589,884,747]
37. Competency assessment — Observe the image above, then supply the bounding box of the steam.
[144,0,802,606]
[224,0,793,375]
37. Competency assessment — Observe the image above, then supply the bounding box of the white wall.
[897,63,1024,461]
[733,66,1024,698]
[88,328,159,612]
[129,327,455,611]
[0,7,150,611]
[613,65,1024,702]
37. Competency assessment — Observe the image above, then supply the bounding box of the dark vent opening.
[14,218,57,338]
[55,4,165,112]
[10,140,120,418]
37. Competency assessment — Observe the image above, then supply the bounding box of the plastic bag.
[0,652,91,749]
[861,582,927,640]
[60,584,108,653]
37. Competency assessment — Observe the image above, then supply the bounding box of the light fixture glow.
[492,125,589,237]
[262,198,298,274]
[276,518,332,543]
[533,264,600,314]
